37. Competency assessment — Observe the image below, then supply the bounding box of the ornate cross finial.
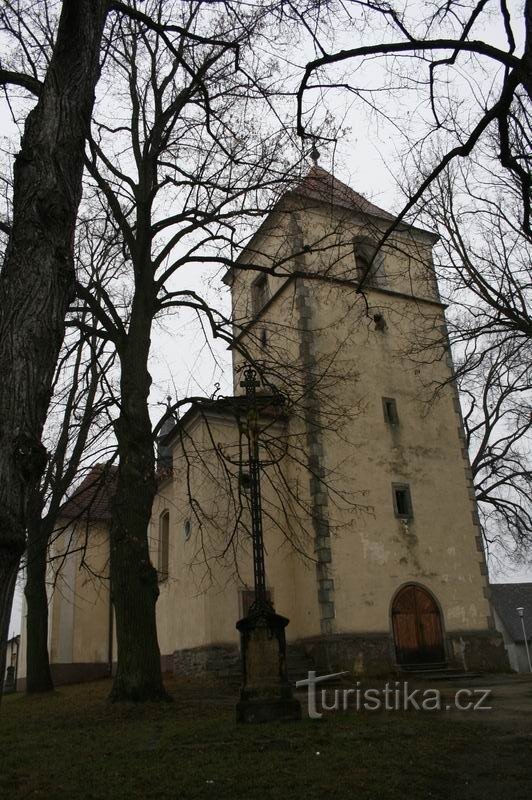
[240,365,260,400]
[310,143,320,165]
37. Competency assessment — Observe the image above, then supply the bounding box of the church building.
[17,166,508,687]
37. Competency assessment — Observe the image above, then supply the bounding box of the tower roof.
[223,165,435,285]
[290,165,395,222]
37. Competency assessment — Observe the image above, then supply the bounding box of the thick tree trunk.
[0,0,108,689]
[524,0,532,100]
[24,503,53,693]
[109,297,170,702]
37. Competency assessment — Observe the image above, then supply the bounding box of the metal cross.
[239,365,272,613]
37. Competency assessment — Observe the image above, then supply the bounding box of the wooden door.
[392,585,445,665]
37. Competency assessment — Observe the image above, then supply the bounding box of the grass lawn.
[1,676,531,799]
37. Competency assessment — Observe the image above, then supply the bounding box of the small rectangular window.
[383,397,399,425]
[251,274,269,315]
[393,484,413,519]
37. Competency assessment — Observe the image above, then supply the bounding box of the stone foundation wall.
[173,645,240,679]
[446,631,509,672]
[300,633,393,677]
[296,629,510,676]
[170,630,509,682]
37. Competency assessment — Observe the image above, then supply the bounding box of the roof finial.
[310,143,320,166]
[166,394,172,410]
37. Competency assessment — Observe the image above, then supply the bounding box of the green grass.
[1,677,530,799]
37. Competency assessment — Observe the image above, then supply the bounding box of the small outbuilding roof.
[490,582,532,642]
[58,464,117,523]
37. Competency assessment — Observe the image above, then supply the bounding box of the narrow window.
[354,237,386,287]
[158,510,170,581]
[383,397,399,425]
[183,518,192,542]
[393,484,413,519]
[251,274,269,315]
[260,328,268,349]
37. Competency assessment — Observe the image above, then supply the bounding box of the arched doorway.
[392,585,445,665]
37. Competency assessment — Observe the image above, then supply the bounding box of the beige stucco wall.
[153,409,322,653]
[224,196,491,641]
[17,604,27,681]
[48,521,113,667]
[310,284,489,634]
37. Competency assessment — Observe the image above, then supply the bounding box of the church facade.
[17,167,508,687]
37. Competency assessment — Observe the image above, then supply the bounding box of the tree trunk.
[524,0,532,100]
[0,0,108,690]
[0,554,19,704]
[24,501,54,693]
[109,296,170,702]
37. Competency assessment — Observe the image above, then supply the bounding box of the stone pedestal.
[236,608,301,723]
[3,666,15,693]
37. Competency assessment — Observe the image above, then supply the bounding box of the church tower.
[216,165,507,673]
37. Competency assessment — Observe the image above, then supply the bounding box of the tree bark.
[24,497,54,693]
[524,0,532,100]
[0,0,108,676]
[109,291,170,702]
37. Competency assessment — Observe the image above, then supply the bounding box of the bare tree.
[420,156,532,564]
[295,0,531,241]
[24,217,119,693]
[0,0,109,677]
[0,0,253,696]
[459,342,532,563]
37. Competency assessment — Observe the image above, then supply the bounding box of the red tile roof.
[58,464,117,523]
[290,165,395,221]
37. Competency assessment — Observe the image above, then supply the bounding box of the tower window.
[392,484,413,519]
[373,313,386,332]
[251,274,269,315]
[383,397,399,425]
[354,237,386,287]
[260,328,268,349]
[158,510,170,581]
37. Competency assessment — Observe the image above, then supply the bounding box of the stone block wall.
[173,645,241,679]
